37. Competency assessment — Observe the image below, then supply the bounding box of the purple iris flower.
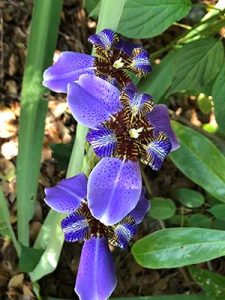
[43,29,152,92]
[66,74,179,225]
[44,173,150,300]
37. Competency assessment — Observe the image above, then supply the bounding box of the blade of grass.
[16,0,63,246]
[30,0,126,282]
[0,187,20,255]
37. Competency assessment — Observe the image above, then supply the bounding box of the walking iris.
[43,29,152,92]
[45,173,150,300]
[66,74,179,225]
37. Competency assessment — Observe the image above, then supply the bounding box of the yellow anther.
[113,57,124,69]
[129,127,144,139]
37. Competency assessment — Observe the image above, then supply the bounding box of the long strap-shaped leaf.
[0,188,20,255]
[30,0,126,283]
[16,0,63,246]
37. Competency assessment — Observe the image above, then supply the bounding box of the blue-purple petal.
[88,29,118,50]
[86,125,117,157]
[43,52,94,93]
[87,157,142,225]
[67,75,121,129]
[44,174,87,213]
[75,237,116,300]
[115,38,141,56]
[141,133,172,170]
[147,104,180,151]
[129,188,150,224]
[109,216,137,248]
[61,210,89,242]
[121,86,153,113]
[131,48,152,75]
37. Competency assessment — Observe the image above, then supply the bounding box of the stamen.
[129,127,144,139]
[113,57,124,69]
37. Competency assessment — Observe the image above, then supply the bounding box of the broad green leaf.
[174,188,204,208]
[170,122,225,202]
[209,204,225,221]
[84,0,99,13]
[118,0,192,38]
[212,64,225,132]
[51,142,73,170]
[167,38,224,95]
[16,0,63,246]
[189,266,225,300]
[138,51,176,103]
[19,245,44,272]
[0,188,20,255]
[188,214,212,228]
[132,228,225,269]
[149,197,176,220]
[114,295,209,300]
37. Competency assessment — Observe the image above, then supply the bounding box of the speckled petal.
[43,52,95,93]
[88,29,119,52]
[87,157,142,225]
[141,133,172,171]
[109,216,137,248]
[75,237,117,300]
[61,210,89,242]
[129,188,150,224]
[86,125,117,157]
[44,174,87,213]
[147,104,180,151]
[67,75,121,128]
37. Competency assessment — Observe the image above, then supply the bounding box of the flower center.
[113,57,124,69]
[105,109,154,161]
[129,127,144,139]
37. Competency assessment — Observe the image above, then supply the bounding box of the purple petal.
[130,48,152,75]
[43,52,94,93]
[147,104,180,151]
[115,38,141,56]
[61,210,89,242]
[129,188,150,224]
[75,237,116,300]
[141,133,172,171]
[86,125,117,157]
[109,216,137,249]
[87,157,142,225]
[67,75,121,129]
[44,174,87,213]
[121,86,153,114]
[88,29,118,51]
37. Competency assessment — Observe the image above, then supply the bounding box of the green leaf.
[167,38,224,94]
[19,245,44,272]
[174,188,204,208]
[138,51,176,103]
[114,295,209,300]
[0,188,20,255]
[118,0,192,38]
[132,228,225,269]
[149,197,176,220]
[84,0,99,13]
[188,214,212,228]
[170,122,225,202]
[209,204,225,221]
[51,142,73,170]
[16,0,63,246]
[212,64,225,132]
[189,266,225,300]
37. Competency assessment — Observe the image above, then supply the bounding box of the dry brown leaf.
[8,273,24,288]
